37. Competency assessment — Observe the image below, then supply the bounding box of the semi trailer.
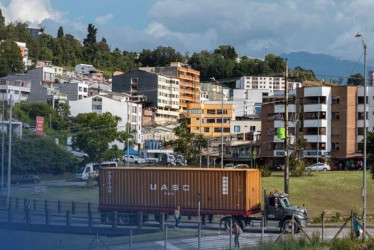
[98,167,309,232]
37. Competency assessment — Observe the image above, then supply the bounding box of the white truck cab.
[75,161,117,180]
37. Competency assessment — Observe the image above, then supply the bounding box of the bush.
[261,165,272,177]
[8,134,80,174]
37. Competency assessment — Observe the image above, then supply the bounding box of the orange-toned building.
[140,62,200,114]
[186,101,235,138]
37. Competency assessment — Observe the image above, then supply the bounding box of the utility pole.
[6,95,12,207]
[1,91,4,194]
[221,85,224,168]
[284,59,290,194]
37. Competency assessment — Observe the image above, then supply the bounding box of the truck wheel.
[118,214,130,225]
[282,219,300,233]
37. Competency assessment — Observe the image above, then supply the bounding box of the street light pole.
[1,91,4,194]
[284,59,290,194]
[355,32,367,241]
[6,95,12,207]
[221,85,224,168]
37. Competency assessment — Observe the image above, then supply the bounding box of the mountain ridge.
[279,51,374,83]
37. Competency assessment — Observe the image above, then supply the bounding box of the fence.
[0,197,373,249]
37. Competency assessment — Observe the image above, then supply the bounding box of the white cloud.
[1,0,60,25]
[95,13,113,25]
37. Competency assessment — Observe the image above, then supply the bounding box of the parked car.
[11,175,41,184]
[123,155,145,164]
[70,150,88,158]
[234,164,250,169]
[224,163,235,168]
[305,163,330,171]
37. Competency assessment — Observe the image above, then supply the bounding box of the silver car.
[305,163,331,171]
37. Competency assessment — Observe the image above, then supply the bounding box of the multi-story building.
[69,94,143,146]
[236,76,301,90]
[112,70,180,124]
[5,67,67,108]
[224,119,261,165]
[75,64,97,75]
[200,82,226,101]
[140,62,200,114]
[186,101,234,138]
[0,76,31,103]
[55,79,89,101]
[260,85,365,169]
[88,82,111,96]
[15,42,31,69]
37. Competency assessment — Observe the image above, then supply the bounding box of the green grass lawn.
[7,170,374,222]
[262,171,374,220]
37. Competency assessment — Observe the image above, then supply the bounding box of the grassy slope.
[8,171,374,221]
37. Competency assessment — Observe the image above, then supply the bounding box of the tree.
[347,73,364,85]
[57,26,64,38]
[291,66,317,82]
[83,24,97,46]
[214,45,238,60]
[164,119,208,165]
[72,112,123,163]
[10,134,79,174]
[0,39,24,77]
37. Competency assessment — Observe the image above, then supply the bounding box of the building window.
[250,126,256,132]
[358,127,365,135]
[332,112,340,120]
[234,126,240,132]
[187,109,201,114]
[358,112,368,120]
[332,142,340,151]
[358,96,368,104]
[217,110,228,115]
[204,127,209,132]
[207,119,215,123]
[207,109,216,114]
[332,96,340,104]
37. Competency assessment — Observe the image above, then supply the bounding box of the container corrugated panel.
[99,167,261,215]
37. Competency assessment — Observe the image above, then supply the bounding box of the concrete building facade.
[260,85,368,170]
[186,101,235,138]
[140,62,200,113]
[112,70,180,124]
[69,94,142,146]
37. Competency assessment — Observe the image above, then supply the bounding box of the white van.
[75,161,118,180]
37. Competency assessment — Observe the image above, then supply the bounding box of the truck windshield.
[280,197,291,207]
[76,167,85,173]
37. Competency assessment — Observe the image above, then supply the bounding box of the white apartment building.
[0,77,31,103]
[69,94,143,147]
[235,76,301,90]
[112,70,180,125]
[156,75,180,124]
[75,64,97,75]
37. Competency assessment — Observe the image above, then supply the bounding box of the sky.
[0,0,373,64]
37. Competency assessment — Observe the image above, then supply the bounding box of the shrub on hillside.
[7,134,79,174]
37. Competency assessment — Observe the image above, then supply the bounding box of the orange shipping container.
[99,167,261,216]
